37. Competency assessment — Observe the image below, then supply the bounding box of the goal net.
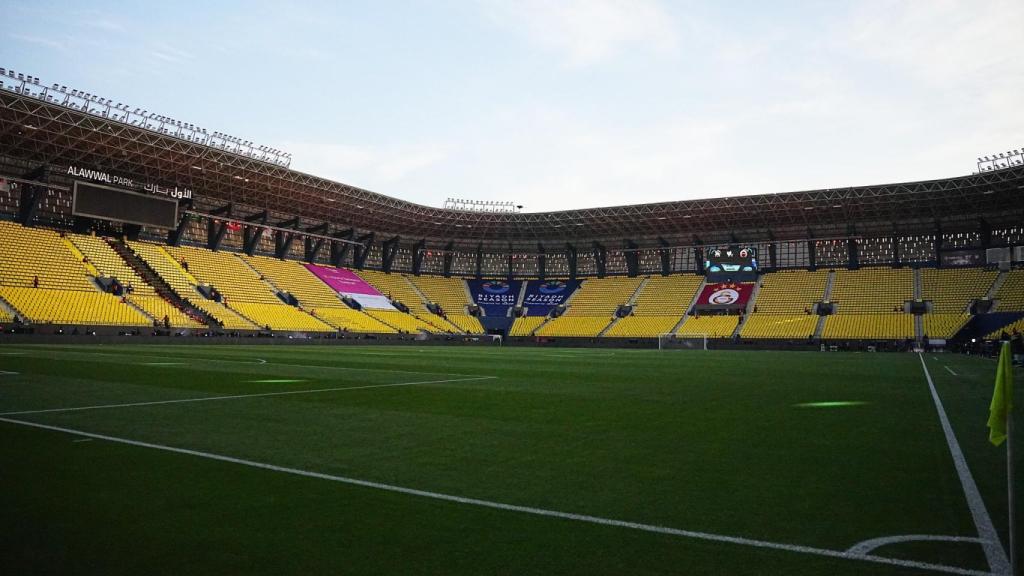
[658,333,708,351]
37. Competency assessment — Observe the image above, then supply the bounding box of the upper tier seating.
[995,269,1024,311]
[754,270,828,314]
[242,255,345,308]
[69,234,156,296]
[0,221,94,291]
[0,287,150,326]
[564,277,643,316]
[163,246,280,304]
[921,268,997,313]
[677,315,740,338]
[829,268,913,313]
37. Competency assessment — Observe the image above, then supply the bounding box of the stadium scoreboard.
[72,181,179,229]
[705,245,758,281]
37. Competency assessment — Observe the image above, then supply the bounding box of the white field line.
[0,416,992,576]
[0,376,497,416]
[3,348,491,378]
[944,366,958,376]
[847,534,984,556]
[0,371,19,375]
[918,354,1010,574]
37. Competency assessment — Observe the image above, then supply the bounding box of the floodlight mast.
[976,149,1024,173]
[0,67,292,168]
[443,197,523,213]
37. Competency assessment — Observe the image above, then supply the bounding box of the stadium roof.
[2,88,1023,247]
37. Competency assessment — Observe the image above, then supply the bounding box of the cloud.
[481,0,679,66]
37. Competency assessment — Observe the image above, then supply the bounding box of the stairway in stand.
[107,239,216,327]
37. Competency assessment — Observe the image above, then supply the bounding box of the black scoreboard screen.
[73,181,178,229]
[708,242,757,276]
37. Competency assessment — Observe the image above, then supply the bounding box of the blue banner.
[522,279,580,316]
[467,279,521,317]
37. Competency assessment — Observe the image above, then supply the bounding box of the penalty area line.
[0,376,497,416]
[0,417,992,576]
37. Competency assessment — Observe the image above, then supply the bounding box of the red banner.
[695,282,754,309]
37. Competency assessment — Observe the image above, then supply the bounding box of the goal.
[658,333,708,351]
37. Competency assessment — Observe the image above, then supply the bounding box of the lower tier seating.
[188,298,260,330]
[535,316,613,337]
[444,314,485,334]
[986,317,1024,340]
[676,315,739,338]
[229,303,335,332]
[0,287,150,326]
[922,313,970,339]
[128,295,206,328]
[822,314,914,339]
[366,310,444,333]
[603,315,680,337]
[312,307,397,333]
[740,315,818,339]
[509,316,545,336]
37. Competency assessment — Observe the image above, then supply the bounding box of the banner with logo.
[694,282,754,310]
[304,264,396,310]
[467,279,521,316]
[523,279,580,316]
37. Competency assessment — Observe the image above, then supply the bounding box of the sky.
[3,0,1023,212]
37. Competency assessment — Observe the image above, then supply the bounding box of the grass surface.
[0,344,1019,575]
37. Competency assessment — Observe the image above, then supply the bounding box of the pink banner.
[304,264,396,310]
[695,282,754,309]
[305,264,379,295]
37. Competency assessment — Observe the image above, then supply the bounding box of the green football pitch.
[0,344,1018,575]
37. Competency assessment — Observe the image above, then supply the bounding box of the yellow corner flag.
[988,342,1015,446]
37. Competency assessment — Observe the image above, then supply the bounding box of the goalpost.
[658,333,708,351]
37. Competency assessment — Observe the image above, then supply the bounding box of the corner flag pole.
[990,341,1016,575]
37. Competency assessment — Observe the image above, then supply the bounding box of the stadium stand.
[128,241,259,330]
[822,313,914,340]
[509,316,546,336]
[0,287,150,326]
[920,268,997,338]
[740,270,828,339]
[603,274,702,337]
[228,302,334,332]
[241,255,397,333]
[242,255,345,308]
[163,246,280,304]
[676,315,740,338]
[314,307,398,333]
[0,221,95,291]
[995,269,1024,311]
[358,270,462,333]
[128,294,206,329]
[823,268,914,339]
[538,277,641,337]
[407,275,485,333]
[365,309,444,334]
